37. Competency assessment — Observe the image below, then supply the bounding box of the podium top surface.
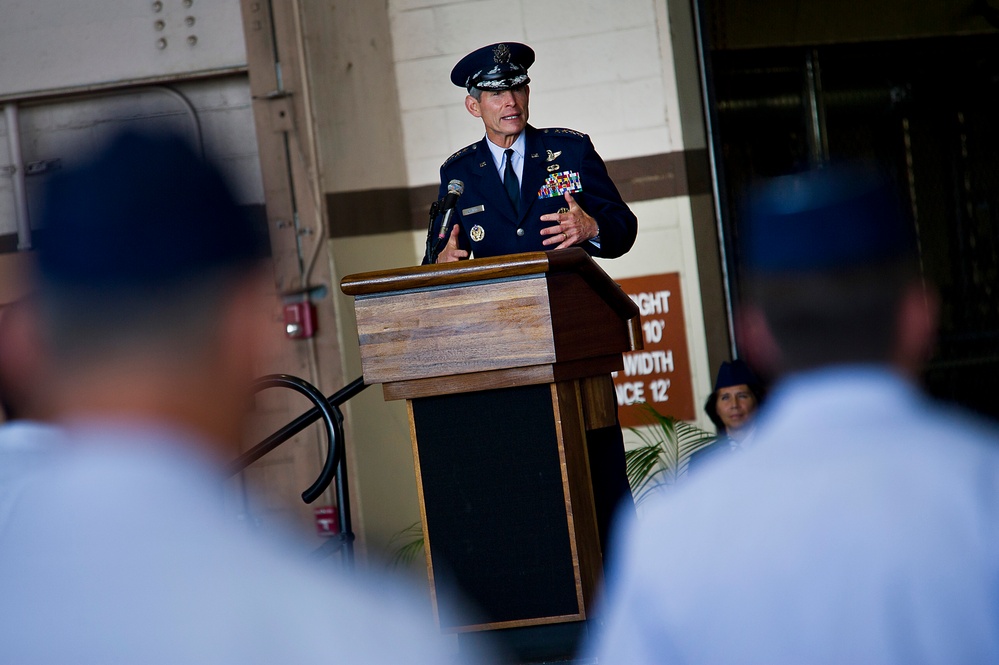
[341,248,638,321]
[342,248,642,391]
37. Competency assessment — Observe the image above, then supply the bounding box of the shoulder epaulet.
[442,142,478,167]
[542,127,587,140]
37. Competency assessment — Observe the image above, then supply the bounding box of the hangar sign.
[613,272,695,427]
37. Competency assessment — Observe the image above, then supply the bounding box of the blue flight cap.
[713,359,760,392]
[450,42,535,93]
[37,129,269,291]
[742,163,915,273]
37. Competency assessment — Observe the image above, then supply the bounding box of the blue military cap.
[450,42,535,92]
[37,128,269,291]
[713,359,761,392]
[742,163,915,273]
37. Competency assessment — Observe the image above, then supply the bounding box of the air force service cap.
[451,42,535,93]
[713,359,761,392]
[742,162,916,274]
[37,128,269,292]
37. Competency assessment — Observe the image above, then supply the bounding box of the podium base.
[412,383,588,630]
[457,620,590,664]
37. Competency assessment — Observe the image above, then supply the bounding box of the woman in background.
[687,359,765,475]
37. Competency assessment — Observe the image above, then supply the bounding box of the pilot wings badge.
[546,149,562,162]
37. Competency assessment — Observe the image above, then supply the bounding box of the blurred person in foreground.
[0,129,468,664]
[687,358,765,474]
[588,163,999,664]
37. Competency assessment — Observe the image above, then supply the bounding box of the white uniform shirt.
[0,421,468,665]
[589,368,999,664]
[0,421,62,535]
[484,131,526,183]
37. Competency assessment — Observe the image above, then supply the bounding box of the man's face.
[715,384,758,433]
[465,85,530,146]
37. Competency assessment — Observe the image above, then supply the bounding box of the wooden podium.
[341,248,641,635]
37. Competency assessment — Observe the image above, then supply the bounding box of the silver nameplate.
[462,205,485,216]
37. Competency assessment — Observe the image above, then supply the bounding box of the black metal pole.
[334,425,355,568]
[309,404,356,568]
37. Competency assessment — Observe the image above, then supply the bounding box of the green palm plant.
[387,521,425,569]
[625,404,717,505]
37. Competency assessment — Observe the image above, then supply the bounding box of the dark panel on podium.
[411,384,580,629]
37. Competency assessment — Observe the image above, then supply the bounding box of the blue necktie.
[504,148,520,213]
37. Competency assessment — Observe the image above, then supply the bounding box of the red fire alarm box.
[284,301,316,339]
[314,506,339,537]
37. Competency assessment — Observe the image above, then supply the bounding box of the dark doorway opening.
[702,27,999,419]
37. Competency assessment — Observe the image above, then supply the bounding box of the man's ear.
[217,268,278,387]
[735,305,782,379]
[0,300,48,420]
[894,282,939,377]
[465,94,482,118]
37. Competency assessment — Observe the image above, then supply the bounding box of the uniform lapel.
[470,137,518,223]
[519,126,546,224]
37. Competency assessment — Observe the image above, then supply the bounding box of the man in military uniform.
[423,43,639,568]
[425,41,638,264]
[0,130,464,665]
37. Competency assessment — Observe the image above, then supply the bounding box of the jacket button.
[516,228,525,236]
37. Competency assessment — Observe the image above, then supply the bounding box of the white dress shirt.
[0,420,468,665]
[0,421,62,536]
[589,367,999,664]
[484,131,526,183]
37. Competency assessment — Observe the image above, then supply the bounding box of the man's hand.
[539,192,599,249]
[436,223,469,263]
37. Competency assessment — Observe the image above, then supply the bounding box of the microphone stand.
[424,198,445,265]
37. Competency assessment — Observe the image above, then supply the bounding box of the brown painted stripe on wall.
[326,148,711,239]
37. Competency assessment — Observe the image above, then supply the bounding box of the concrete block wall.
[390,0,679,186]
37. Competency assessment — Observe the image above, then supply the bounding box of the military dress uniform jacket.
[426,125,637,262]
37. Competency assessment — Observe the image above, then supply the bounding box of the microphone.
[437,179,465,239]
